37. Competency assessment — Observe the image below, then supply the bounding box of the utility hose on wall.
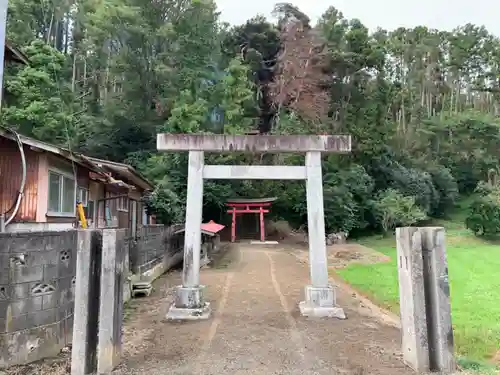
[1,126,26,226]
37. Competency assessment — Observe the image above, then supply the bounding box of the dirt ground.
[113,243,412,375]
[291,243,391,269]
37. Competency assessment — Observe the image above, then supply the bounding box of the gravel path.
[114,244,413,375]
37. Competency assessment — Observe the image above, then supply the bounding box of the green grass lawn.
[336,211,500,369]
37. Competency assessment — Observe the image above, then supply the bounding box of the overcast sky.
[215,0,499,35]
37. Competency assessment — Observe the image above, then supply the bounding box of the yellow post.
[77,202,87,229]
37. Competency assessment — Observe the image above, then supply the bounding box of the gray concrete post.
[71,230,102,375]
[166,151,211,320]
[421,227,455,373]
[397,227,455,373]
[182,150,204,287]
[304,151,328,287]
[97,229,126,374]
[298,151,345,319]
[396,227,430,372]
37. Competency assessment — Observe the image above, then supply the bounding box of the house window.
[117,196,129,212]
[48,171,76,215]
[77,187,89,207]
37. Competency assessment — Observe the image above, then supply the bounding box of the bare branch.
[268,19,330,130]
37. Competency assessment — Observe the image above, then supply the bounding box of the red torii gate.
[226,197,276,242]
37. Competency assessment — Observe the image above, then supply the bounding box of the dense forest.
[4,0,500,236]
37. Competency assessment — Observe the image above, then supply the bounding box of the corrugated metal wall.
[0,137,39,221]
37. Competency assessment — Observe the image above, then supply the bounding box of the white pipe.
[4,129,26,226]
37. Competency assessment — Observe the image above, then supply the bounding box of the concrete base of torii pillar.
[299,285,346,319]
[166,285,211,320]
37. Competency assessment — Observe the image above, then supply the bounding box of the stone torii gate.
[157,134,351,320]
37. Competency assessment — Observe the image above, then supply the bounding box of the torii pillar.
[157,134,351,320]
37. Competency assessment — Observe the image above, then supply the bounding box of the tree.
[5,0,500,234]
[215,57,256,133]
[373,189,427,234]
[269,15,330,132]
[1,40,84,148]
[221,16,280,133]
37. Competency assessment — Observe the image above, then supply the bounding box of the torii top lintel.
[157,134,351,153]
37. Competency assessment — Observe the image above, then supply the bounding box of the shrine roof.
[173,220,225,237]
[226,197,277,204]
[200,220,225,234]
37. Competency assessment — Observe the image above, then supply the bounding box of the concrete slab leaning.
[97,229,126,375]
[71,230,102,375]
[396,227,455,373]
[397,227,431,372]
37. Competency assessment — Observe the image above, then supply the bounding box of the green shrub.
[371,160,438,215]
[429,165,459,217]
[144,178,184,225]
[372,188,427,234]
[449,159,481,194]
[392,167,438,215]
[323,184,358,233]
[465,194,500,236]
[322,164,375,233]
[474,181,493,197]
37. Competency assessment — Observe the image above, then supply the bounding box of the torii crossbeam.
[157,134,351,320]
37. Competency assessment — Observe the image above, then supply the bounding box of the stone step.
[131,281,153,298]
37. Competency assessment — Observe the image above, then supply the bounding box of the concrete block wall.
[131,225,184,277]
[126,224,185,287]
[165,224,184,258]
[0,230,76,368]
[133,225,165,275]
